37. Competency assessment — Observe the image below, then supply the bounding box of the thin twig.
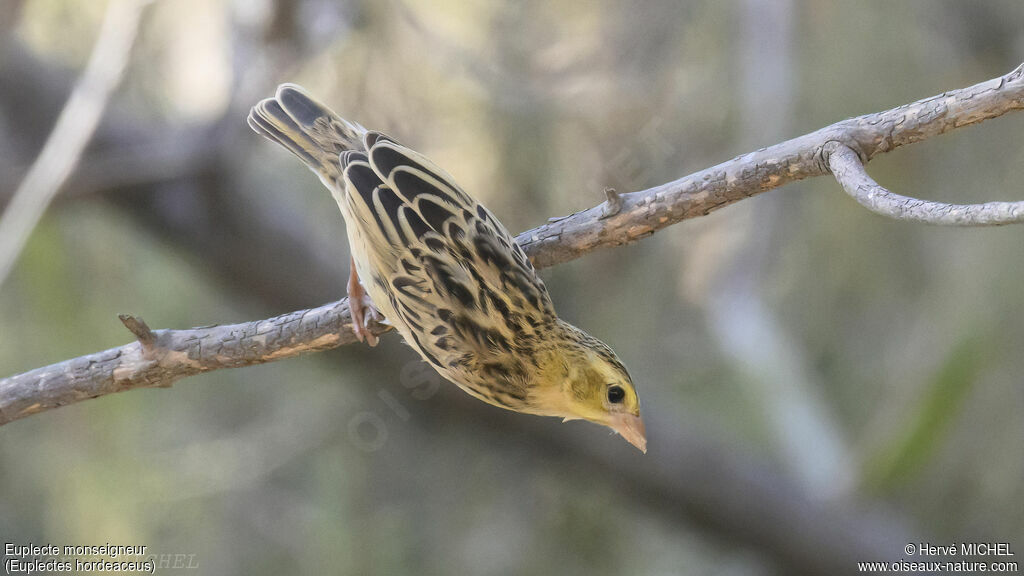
[827,143,1024,225]
[118,314,157,350]
[1,63,1023,426]
[0,0,151,286]
[600,187,623,219]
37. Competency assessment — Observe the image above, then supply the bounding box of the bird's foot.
[347,257,382,347]
[351,291,383,347]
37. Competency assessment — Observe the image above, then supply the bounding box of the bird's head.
[533,320,646,453]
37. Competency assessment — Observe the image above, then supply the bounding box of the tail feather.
[247,84,366,184]
[248,98,323,170]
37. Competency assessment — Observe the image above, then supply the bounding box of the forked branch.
[828,143,1024,225]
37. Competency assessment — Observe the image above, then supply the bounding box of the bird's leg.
[347,256,380,347]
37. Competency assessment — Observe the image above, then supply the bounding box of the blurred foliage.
[862,336,985,491]
[2,0,1024,574]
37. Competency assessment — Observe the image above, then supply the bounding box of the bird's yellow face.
[531,323,645,452]
[560,346,646,453]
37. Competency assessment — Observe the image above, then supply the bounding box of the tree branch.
[0,300,364,424]
[828,142,1024,224]
[2,62,1023,426]
[521,62,1024,268]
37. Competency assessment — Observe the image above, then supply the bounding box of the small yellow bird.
[249,85,645,452]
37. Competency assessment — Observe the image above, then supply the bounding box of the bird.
[248,84,646,452]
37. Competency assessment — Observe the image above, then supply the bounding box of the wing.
[339,133,556,406]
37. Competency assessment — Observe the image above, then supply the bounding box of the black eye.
[607,385,625,404]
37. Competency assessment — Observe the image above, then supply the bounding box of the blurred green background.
[1,1,1022,574]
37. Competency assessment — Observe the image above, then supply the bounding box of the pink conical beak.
[610,413,647,453]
